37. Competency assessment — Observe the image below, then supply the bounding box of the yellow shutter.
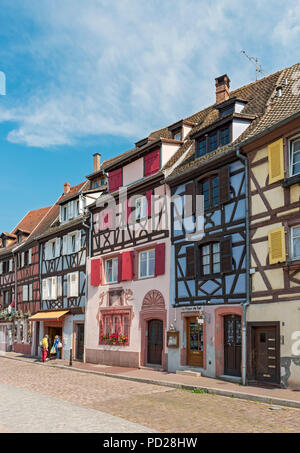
[268,227,286,264]
[268,138,284,184]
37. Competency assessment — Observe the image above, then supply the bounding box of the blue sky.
[0,0,300,232]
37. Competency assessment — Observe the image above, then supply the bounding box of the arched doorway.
[224,314,241,377]
[140,290,167,369]
[147,319,163,365]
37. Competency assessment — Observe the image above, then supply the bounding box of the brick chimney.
[93,153,101,173]
[215,74,230,104]
[64,182,71,194]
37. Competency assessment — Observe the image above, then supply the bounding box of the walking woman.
[41,334,49,362]
[54,335,61,360]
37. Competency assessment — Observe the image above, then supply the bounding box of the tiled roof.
[0,206,52,256]
[32,181,89,240]
[166,63,300,179]
[11,207,51,236]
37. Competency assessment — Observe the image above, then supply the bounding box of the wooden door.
[254,326,279,384]
[187,317,203,367]
[76,324,84,361]
[147,319,163,365]
[224,315,241,376]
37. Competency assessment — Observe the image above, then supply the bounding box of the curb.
[2,354,300,410]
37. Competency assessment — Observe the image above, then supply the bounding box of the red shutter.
[144,149,160,177]
[122,251,134,281]
[91,259,102,286]
[109,168,122,193]
[118,254,123,282]
[155,243,166,276]
[146,190,152,216]
[100,208,113,229]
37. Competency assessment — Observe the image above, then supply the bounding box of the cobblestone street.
[1,357,300,433]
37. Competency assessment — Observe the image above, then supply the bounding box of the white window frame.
[23,285,28,302]
[291,225,300,260]
[67,271,79,298]
[138,249,155,279]
[105,258,118,283]
[289,136,300,177]
[135,196,147,221]
[61,205,68,223]
[69,233,77,254]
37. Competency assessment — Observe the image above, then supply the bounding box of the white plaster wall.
[232,119,251,141]
[122,157,144,187]
[182,125,192,139]
[167,305,217,377]
[62,314,85,360]
[161,143,180,167]
[235,102,246,113]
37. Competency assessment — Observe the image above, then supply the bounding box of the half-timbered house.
[0,207,51,353]
[165,70,285,381]
[85,132,186,369]
[239,62,300,387]
[29,174,104,361]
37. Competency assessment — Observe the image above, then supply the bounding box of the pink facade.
[85,178,172,369]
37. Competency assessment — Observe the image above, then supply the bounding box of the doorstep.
[140,364,164,372]
[219,374,242,384]
[176,369,202,378]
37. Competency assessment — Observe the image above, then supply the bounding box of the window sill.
[283,259,300,271]
[281,174,300,188]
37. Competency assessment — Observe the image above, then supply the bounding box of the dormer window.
[209,132,218,152]
[2,238,6,248]
[62,206,67,222]
[172,128,182,141]
[196,124,231,158]
[220,105,234,118]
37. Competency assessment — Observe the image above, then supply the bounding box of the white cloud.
[0,0,297,148]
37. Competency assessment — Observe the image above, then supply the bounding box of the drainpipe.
[236,145,250,386]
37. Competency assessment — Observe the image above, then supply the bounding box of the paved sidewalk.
[0,382,153,433]
[3,351,300,410]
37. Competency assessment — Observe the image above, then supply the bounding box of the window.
[100,312,130,345]
[76,200,80,217]
[3,290,11,307]
[209,132,218,152]
[220,127,230,146]
[201,243,221,275]
[105,258,118,283]
[70,234,76,254]
[49,240,56,259]
[61,206,68,222]
[197,138,207,157]
[93,180,99,189]
[196,124,232,158]
[291,226,300,259]
[220,106,234,118]
[173,129,182,141]
[67,272,78,298]
[135,196,147,221]
[138,249,155,278]
[201,176,220,210]
[290,138,300,176]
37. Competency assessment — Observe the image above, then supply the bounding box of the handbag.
[58,342,62,348]
[50,345,56,354]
